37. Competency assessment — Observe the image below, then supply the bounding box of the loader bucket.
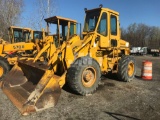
[1,60,61,115]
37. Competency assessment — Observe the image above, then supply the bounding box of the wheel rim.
[0,66,4,77]
[82,67,96,88]
[128,62,134,77]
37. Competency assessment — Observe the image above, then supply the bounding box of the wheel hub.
[83,70,94,82]
[128,62,134,77]
[82,67,96,88]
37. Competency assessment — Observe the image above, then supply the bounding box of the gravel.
[0,55,160,120]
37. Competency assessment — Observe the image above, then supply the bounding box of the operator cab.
[33,31,48,40]
[83,5,121,48]
[45,16,77,47]
[8,26,32,43]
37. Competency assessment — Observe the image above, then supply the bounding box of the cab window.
[111,15,117,35]
[13,30,23,42]
[70,23,76,35]
[84,11,100,32]
[97,12,107,36]
[34,31,43,39]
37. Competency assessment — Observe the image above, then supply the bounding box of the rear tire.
[0,57,10,80]
[117,55,136,82]
[67,56,101,95]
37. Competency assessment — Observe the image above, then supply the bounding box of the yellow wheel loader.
[1,5,136,115]
[8,26,44,43]
[36,16,78,61]
[0,16,78,80]
[0,26,46,80]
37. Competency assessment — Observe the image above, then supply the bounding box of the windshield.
[64,23,76,36]
[23,31,30,41]
[13,29,23,43]
[83,11,100,32]
[34,31,43,39]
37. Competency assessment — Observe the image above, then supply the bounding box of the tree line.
[0,0,56,40]
[0,0,23,40]
[0,0,159,48]
[121,23,160,49]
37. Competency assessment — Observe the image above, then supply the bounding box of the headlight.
[126,42,129,47]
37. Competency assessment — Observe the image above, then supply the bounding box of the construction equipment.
[0,26,32,44]
[29,16,78,65]
[1,5,136,115]
[8,26,40,43]
[0,26,46,80]
[0,16,78,80]
[0,26,46,58]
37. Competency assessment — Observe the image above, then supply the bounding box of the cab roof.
[44,16,77,25]
[85,7,119,15]
[9,26,32,31]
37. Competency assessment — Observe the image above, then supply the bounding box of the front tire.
[0,57,10,80]
[117,55,136,82]
[67,56,101,95]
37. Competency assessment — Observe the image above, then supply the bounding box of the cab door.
[109,13,119,47]
[98,12,110,48]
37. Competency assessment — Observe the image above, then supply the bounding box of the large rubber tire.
[117,55,136,82]
[0,57,10,80]
[66,56,101,95]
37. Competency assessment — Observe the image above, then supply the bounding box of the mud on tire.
[117,55,136,82]
[66,56,101,95]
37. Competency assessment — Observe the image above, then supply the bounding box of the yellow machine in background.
[8,26,43,43]
[1,5,136,115]
[0,26,45,79]
[0,26,46,59]
[34,16,78,61]
[0,17,78,80]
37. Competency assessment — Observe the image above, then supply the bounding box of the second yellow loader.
[0,26,46,80]
[0,16,78,80]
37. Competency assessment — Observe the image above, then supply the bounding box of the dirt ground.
[0,56,160,120]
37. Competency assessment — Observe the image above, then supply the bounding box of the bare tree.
[122,23,138,47]
[148,27,160,49]
[121,23,160,48]
[136,24,150,47]
[23,0,57,30]
[0,0,23,40]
